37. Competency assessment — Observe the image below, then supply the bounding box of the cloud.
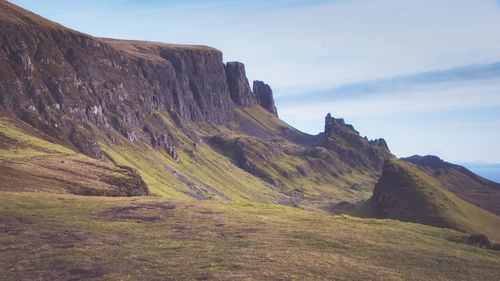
[278,62,500,103]
[277,62,500,127]
[279,82,500,121]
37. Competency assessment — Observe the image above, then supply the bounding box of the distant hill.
[460,162,500,184]
[355,158,500,242]
[402,155,500,216]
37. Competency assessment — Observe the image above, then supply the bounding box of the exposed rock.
[253,80,278,116]
[167,145,179,162]
[324,113,346,135]
[0,3,239,158]
[225,62,258,107]
[371,138,388,150]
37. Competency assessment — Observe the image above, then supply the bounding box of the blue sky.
[9,0,500,167]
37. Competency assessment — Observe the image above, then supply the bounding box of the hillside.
[1,191,499,280]
[355,158,500,242]
[402,155,500,215]
[1,1,500,279]
[0,0,392,207]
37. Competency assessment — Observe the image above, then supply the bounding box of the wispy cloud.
[278,62,500,103]
[279,82,500,120]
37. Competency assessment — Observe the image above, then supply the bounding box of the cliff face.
[225,61,257,107]
[0,1,393,206]
[0,1,278,159]
[253,81,277,116]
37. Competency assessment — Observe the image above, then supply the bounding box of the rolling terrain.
[402,155,500,216]
[0,1,499,280]
[354,158,500,242]
[1,192,499,280]
[0,0,391,207]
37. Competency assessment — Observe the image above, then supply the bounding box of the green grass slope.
[0,104,387,206]
[0,191,499,280]
[0,116,149,196]
[402,155,500,216]
[355,158,500,242]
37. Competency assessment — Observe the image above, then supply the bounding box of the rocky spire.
[225,62,258,107]
[253,80,278,116]
[324,113,345,135]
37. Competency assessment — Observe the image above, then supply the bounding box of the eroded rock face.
[321,113,392,170]
[0,3,241,158]
[225,62,258,107]
[324,113,346,135]
[253,81,278,116]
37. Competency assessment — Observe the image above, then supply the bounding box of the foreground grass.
[0,192,499,280]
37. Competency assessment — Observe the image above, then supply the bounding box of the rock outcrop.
[324,113,347,135]
[0,1,285,160]
[0,1,395,205]
[321,113,392,170]
[225,62,258,107]
[253,80,278,116]
[0,2,271,158]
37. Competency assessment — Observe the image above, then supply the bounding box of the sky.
[9,0,500,169]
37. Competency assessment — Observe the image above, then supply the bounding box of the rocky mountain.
[0,0,392,207]
[1,2,499,279]
[354,158,500,241]
[402,155,500,215]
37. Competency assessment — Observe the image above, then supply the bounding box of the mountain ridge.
[355,158,500,242]
[402,155,500,215]
[0,0,392,207]
[1,2,499,279]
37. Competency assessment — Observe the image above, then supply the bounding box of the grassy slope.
[421,165,500,216]
[0,117,148,196]
[237,107,380,201]
[1,103,375,206]
[355,158,500,242]
[92,106,381,205]
[0,191,499,280]
[97,109,288,203]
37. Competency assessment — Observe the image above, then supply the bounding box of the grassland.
[0,191,499,280]
[1,103,499,281]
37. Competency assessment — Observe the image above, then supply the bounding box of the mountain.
[402,155,500,216]
[355,158,500,241]
[0,0,391,206]
[1,2,499,280]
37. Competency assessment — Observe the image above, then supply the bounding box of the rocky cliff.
[0,1,393,206]
[253,80,278,116]
[0,1,280,159]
